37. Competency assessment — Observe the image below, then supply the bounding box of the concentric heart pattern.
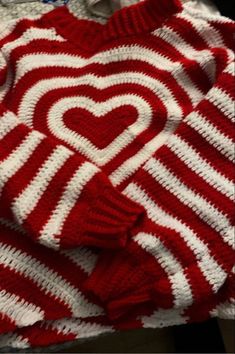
[12,36,193,186]
[1,4,235,349]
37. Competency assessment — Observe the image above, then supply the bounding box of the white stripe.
[18,74,179,180]
[15,49,201,102]
[199,255,227,293]
[39,162,99,249]
[14,48,173,84]
[0,289,44,327]
[48,318,113,338]
[47,94,152,166]
[60,247,98,275]
[0,217,26,235]
[0,70,12,101]
[110,115,181,186]
[2,27,64,57]
[141,307,188,328]
[224,61,235,76]
[207,87,234,121]
[12,145,73,224]
[0,52,5,70]
[0,47,12,101]
[185,111,234,161]
[210,299,235,320]
[167,134,234,199]
[178,9,226,47]
[15,54,85,84]
[0,242,103,318]
[0,333,29,349]
[134,232,182,277]
[0,131,44,192]
[19,73,178,127]
[171,66,202,104]
[153,25,216,82]
[124,183,227,289]
[144,158,233,247]
[169,272,194,308]
[0,111,19,139]
[134,232,193,307]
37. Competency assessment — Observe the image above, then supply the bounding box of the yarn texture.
[0,0,234,349]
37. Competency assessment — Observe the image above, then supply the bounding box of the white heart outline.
[18,73,182,176]
[48,94,152,166]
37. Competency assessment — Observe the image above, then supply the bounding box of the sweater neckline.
[42,0,183,51]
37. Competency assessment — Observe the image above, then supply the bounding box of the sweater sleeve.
[84,55,235,319]
[0,53,144,250]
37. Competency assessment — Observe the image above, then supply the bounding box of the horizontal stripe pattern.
[134,232,193,307]
[39,161,99,249]
[0,241,103,318]
[0,131,44,193]
[0,3,234,349]
[0,289,44,328]
[144,158,233,243]
[125,183,228,295]
[12,145,73,225]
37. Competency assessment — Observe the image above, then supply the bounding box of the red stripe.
[0,313,16,334]
[209,21,235,49]
[0,18,46,48]
[132,207,220,305]
[0,137,53,223]
[216,72,235,96]
[0,66,7,87]
[0,225,72,316]
[133,169,234,272]
[0,223,90,296]
[196,100,234,140]
[167,15,208,50]
[0,264,69,321]
[0,123,29,161]
[23,153,81,244]
[17,324,75,348]
[160,144,234,216]
[175,123,234,180]
[144,34,211,94]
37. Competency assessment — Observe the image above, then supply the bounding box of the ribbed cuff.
[79,186,145,249]
[60,181,145,249]
[84,243,234,320]
[83,248,156,319]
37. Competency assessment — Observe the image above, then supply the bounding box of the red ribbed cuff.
[84,245,234,320]
[83,248,157,320]
[83,241,185,320]
[59,181,145,249]
[80,187,145,249]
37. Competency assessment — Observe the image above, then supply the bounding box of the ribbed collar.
[41,0,182,51]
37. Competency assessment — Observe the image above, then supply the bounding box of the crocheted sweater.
[0,0,234,349]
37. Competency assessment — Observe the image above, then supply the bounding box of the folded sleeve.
[0,53,144,250]
[84,57,235,319]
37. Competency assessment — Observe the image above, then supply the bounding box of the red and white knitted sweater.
[0,0,234,349]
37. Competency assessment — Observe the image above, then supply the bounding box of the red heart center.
[64,106,138,149]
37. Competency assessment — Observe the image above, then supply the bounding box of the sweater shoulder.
[0,15,62,49]
[181,3,235,50]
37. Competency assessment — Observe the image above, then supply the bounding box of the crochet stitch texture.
[0,0,234,349]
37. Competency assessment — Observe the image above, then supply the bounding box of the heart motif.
[18,72,181,183]
[64,106,137,150]
[48,94,152,166]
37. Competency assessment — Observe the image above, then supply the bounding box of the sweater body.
[0,4,224,184]
[0,0,234,349]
